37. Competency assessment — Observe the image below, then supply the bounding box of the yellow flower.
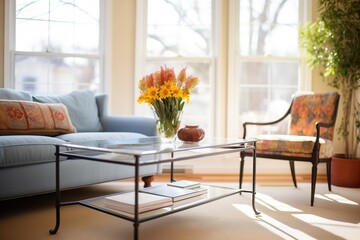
[159,85,172,99]
[171,86,183,98]
[182,91,191,103]
[163,81,173,90]
[138,78,146,92]
[137,66,200,111]
[144,87,159,102]
[137,94,145,104]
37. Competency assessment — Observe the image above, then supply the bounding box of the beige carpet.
[1,180,360,240]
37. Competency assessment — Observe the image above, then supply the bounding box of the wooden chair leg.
[326,161,332,191]
[142,175,154,188]
[311,164,318,206]
[289,161,298,188]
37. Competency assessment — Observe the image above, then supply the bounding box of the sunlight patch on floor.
[255,193,302,212]
[314,194,333,202]
[315,193,359,205]
[325,194,358,205]
[293,214,360,239]
[233,204,316,240]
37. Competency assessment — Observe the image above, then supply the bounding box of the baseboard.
[153,173,327,183]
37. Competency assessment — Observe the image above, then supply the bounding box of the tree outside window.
[232,0,305,137]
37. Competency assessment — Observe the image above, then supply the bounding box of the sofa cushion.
[57,132,146,143]
[0,88,32,101]
[0,136,66,168]
[0,100,76,136]
[33,90,102,132]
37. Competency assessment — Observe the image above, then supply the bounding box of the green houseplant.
[300,0,360,187]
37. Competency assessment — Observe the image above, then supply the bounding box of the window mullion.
[146,56,213,63]
[227,0,240,139]
[13,51,100,59]
[238,56,301,62]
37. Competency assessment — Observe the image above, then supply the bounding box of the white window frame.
[134,0,222,137]
[4,0,112,94]
[227,0,312,138]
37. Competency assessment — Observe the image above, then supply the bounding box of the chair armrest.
[314,121,337,144]
[101,115,157,136]
[242,106,292,138]
[316,121,336,129]
[243,118,286,127]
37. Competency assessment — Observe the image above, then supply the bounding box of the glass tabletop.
[58,136,256,156]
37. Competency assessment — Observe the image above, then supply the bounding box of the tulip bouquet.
[137,66,199,139]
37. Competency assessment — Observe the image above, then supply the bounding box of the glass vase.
[153,110,183,143]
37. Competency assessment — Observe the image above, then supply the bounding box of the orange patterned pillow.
[0,100,76,136]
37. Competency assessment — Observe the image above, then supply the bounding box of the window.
[135,0,217,136]
[228,0,310,138]
[136,0,310,139]
[5,0,109,95]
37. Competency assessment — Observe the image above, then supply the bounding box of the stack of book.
[104,181,207,214]
[140,180,207,202]
[104,191,173,214]
[167,180,201,189]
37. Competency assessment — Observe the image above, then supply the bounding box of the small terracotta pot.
[177,125,205,143]
[331,155,360,188]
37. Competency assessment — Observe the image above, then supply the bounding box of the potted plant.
[299,0,360,187]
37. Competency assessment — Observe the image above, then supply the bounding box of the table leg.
[170,152,175,182]
[134,223,139,240]
[49,145,61,234]
[134,156,140,240]
[251,144,261,215]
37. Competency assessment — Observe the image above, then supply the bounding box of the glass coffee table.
[49,137,259,240]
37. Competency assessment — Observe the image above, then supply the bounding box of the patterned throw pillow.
[33,90,102,132]
[0,100,76,136]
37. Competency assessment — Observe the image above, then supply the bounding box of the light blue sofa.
[0,88,160,200]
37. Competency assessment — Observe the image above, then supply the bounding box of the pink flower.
[161,66,176,83]
[153,71,162,87]
[177,67,187,87]
[145,74,154,88]
[184,75,199,91]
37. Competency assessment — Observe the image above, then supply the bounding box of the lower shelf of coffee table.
[80,184,243,223]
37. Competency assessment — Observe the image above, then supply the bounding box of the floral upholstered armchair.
[241,92,340,206]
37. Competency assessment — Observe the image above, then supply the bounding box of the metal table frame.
[49,138,260,240]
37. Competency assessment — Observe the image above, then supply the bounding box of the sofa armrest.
[101,115,157,136]
[95,94,108,118]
